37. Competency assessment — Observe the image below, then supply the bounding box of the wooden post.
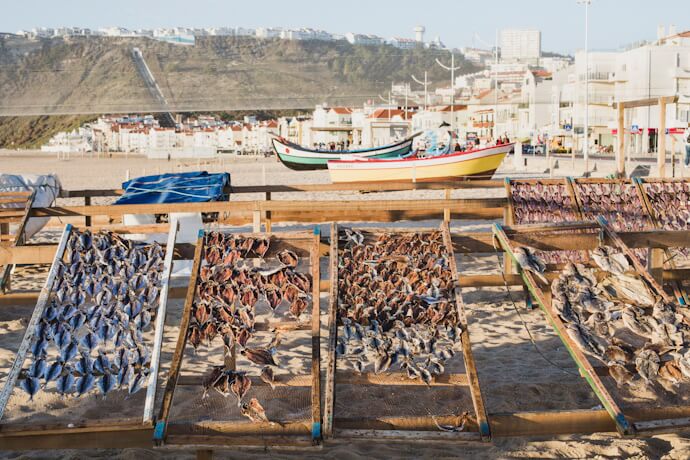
[143,219,179,424]
[84,196,91,227]
[503,179,514,276]
[323,223,338,438]
[156,230,205,444]
[441,222,491,440]
[617,103,625,177]
[443,189,451,223]
[310,226,322,445]
[252,209,261,233]
[658,97,667,178]
[265,192,272,232]
[0,225,72,420]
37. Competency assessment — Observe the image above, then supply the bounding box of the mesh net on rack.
[4,229,165,425]
[165,231,314,436]
[334,228,475,429]
[509,181,587,265]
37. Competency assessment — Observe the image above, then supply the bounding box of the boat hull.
[271,137,415,171]
[327,144,511,183]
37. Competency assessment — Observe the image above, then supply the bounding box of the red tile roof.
[331,107,353,115]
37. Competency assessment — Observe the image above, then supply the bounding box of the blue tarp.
[115,171,230,205]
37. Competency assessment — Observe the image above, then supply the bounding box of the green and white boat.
[270,133,420,171]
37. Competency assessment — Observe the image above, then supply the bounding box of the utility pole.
[436,51,462,138]
[578,0,592,174]
[411,72,432,110]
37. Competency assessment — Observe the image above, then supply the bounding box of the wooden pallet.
[155,228,322,449]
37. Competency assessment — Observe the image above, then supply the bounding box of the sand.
[1,151,690,458]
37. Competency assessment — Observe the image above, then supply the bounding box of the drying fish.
[56,372,75,396]
[240,398,271,424]
[607,361,634,387]
[658,360,684,385]
[43,362,63,383]
[513,246,548,284]
[128,370,146,395]
[565,323,605,360]
[289,297,308,320]
[431,411,469,432]
[230,372,252,406]
[591,246,630,275]
[98,373,117,396]
[277,250,299,268]
[635,348,660,385]
[241,347,277,367]
[75,373,96,397]
[260,366,276,389]
[19,374,40,401]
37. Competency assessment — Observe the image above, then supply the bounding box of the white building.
[500,29,541,64]
[345,33,385,46]
[389,37,417,49]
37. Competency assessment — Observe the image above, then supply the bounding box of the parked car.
[521,144,535,155]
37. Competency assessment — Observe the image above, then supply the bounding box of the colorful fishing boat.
[270,133,420,171]
[327,143,512,183]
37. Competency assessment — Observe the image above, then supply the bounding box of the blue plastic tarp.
[115,171,230,205]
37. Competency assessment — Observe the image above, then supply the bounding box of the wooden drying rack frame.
[1,178,690,451]
[155,228,323,450]
[493,218,690,436]
[323,223,490,443]
[0,222,179,448]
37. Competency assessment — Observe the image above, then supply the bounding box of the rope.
[491,235,579,377]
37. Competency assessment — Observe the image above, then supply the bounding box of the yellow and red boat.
[327,143,512,183]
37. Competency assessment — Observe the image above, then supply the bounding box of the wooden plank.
[156,230,205,443]
[0,224,72,421]
[617,103,625,176]
[634,417,690,434]
[29,198,508,218]
[323,223,338,438]
[503,179,514,276]
[143,218,179,423]
[72,223,171,234]
[164,434,315,448]
[310,226,322,444]
[612,95,677,109]
[334,429,481,442]
[564,177,585,220]
[0,418,145,436]
[265,192,272,233]
[335,414,478,432]
[492,223,634,436]
[441,222,491,440]
[166,419,310,436]
[0,428,152,450]
[1,190,35,293]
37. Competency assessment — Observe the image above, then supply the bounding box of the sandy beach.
[1,151,690,459]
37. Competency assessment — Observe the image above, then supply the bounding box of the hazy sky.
[2,0,688,54]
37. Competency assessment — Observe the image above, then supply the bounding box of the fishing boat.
[270,132,421,171]
[327,143,512,183]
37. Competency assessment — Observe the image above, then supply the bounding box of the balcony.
[472,121,494,128]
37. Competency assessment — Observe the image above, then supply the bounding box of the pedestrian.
[685,125,690,168]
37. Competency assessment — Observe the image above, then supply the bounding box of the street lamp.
[436,51,462,138]
[411,72,432,110]
[578,0,592,174]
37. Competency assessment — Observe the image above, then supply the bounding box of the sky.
[2,0,688,54]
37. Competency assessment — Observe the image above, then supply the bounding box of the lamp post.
[578,0,592,174]
[411,72,432,110]
[436,51,462,138]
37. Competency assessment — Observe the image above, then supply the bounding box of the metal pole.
[436,52,461,139]
[579,0,592,174]
[411,72,432,111]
